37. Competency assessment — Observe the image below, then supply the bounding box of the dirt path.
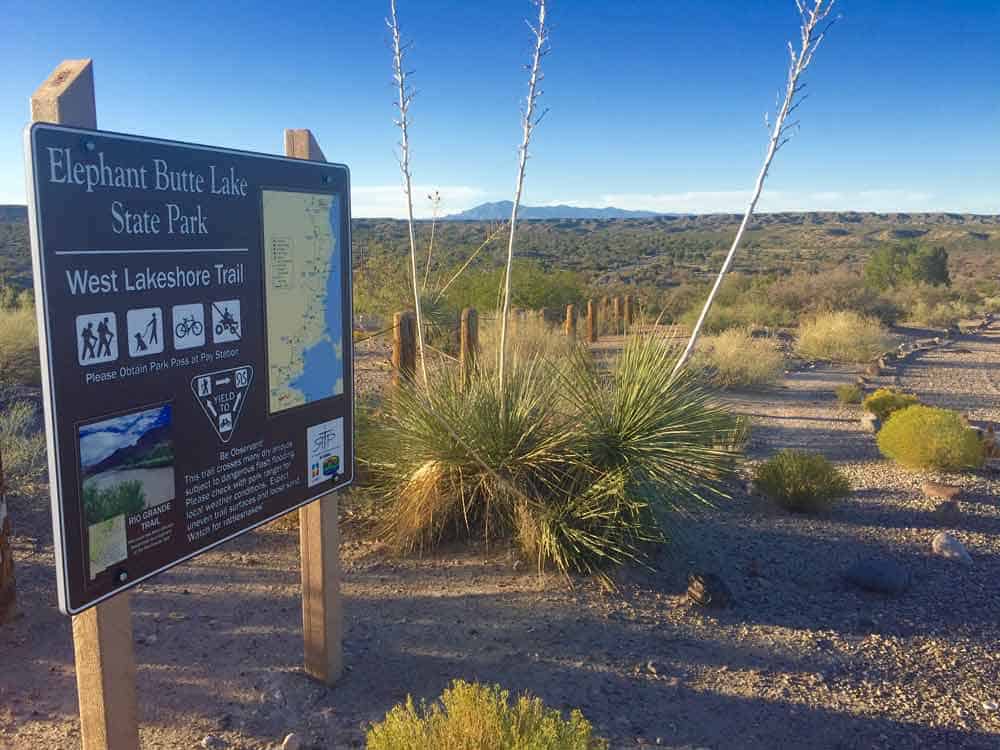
[2,327,999,749]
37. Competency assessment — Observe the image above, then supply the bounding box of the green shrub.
[82,480,145,525]
[877,405,984,471]
[366,680,607,750]
[795,311,894,363]
[835,383,863,405]
[368,331,743,580]
[694,328,786,388]
[0,304,40,387]
[753,450,851,513]
[862,387,920,421]
[0,400,46,492]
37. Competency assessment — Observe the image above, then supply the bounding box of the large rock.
[860,412,881,433]
[844,557,910,594]
[687,573,732,608]
[932,532,972,564]
[920,481,961,500]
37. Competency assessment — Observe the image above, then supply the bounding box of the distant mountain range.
[445,201,665,221]
[0,205,27,222]
[84,423,172,477]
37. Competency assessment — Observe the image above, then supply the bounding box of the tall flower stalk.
[498,0,549,390]
[388,0,428,385]
[674,0,837,375]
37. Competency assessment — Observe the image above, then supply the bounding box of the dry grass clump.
[367,332,744,579]
[753,450,850,513]
[877,405,984,471]
[0,400,46,494]
[0,304,40,387]
[366,680,607,750]
[694,328,786,388]
[863,387,920,422]
[795,311,893,363]
[835,383,863,405]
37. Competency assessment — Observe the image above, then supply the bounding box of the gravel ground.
[2,326,998,749]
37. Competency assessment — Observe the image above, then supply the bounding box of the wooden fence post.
[564,304,576,338]
[624,294,634,332]
[393,311,417,385]
[612,297,622,335]
[32,59,141,750]
[460,308,478,382]
[586,299,598,343]
[285,128,344,685]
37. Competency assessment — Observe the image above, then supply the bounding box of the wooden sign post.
[284,129,345,685]
[32,58,141,750]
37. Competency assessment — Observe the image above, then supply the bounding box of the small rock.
[687,573,732,608]
[200,735,227,750]
[860,412,880,432]
[920,481,961,500]
[844,557,909,594]
[983,700,998,712]
[931,532,972,564]
[931,500,960,526]
[281,733,302,750]
[864,363,881,377]
[646,660,659,675]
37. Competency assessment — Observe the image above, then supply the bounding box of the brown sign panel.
[24,124,353,614]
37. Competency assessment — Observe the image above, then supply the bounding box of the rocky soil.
[2,325,998,749]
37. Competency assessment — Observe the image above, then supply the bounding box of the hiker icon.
[75,312,118,365]
[127,307,164,357]
[211,300,242,344]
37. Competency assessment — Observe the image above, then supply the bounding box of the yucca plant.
[369,330,745,581]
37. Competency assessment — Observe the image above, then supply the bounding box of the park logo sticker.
[191,366,253,443]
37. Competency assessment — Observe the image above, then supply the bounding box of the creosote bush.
[366,680,607,750]
[795,311,893,363]
[877,405,984,471]
[834,383,863,405]
[367,330,744,580]
[694,328,786,388]
[753,450,850,513]
[862,387,919,422]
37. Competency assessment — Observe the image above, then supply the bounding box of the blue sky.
[79,404,171,468]
[2,1,997,216]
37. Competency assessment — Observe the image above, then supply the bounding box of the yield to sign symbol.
[192,365,253,443]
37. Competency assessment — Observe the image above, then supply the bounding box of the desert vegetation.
[795,311,893,363]
[366,680,606,750]
[862,387,921,422]
[753,450,851,513]
[877,405,985,471]
[694,328,786,388]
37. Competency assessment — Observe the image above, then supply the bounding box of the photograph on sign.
[24,123,353,613]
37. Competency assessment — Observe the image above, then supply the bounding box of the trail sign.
[24,123,353,614]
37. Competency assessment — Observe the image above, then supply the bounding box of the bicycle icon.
[175,315,204,339]
[171,303,206,351]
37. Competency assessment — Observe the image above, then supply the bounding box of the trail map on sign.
[263,190,345,413]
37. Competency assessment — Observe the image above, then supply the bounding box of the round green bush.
[862,387,919,421]
[753,450,851,513]
[877,405,984,471]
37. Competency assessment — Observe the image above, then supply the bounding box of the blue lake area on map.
[289,195,344,402]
